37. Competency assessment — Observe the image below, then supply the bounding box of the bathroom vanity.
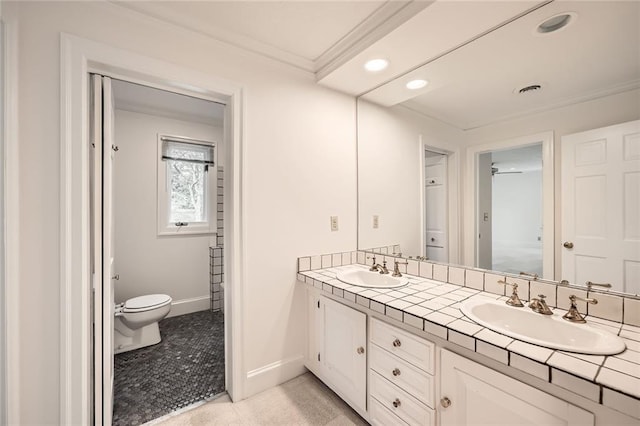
[298,255,640,426]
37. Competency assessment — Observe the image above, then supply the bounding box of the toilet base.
[114,318,162,354]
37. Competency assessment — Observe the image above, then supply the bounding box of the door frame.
[463,131,554,279]
[418,141,455,263]
[418,140,462,263]
[1,17,20,425]
[60,34,246,424]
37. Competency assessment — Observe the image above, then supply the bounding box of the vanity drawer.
[369,397,410,426]
[370,318,435,374]
[370,371,435,426]
[370,344,434,407]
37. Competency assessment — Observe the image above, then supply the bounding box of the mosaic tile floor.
[113,310,225,426]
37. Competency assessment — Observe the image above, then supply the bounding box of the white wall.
[465,89,640,278]
[3,1,357,423]
[358,100,464,257]
[492,170,542,246]
[114,109,221,314]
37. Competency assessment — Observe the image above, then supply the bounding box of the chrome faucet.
[367,255,389,274]
[497,280,524,307]
[372,260,390,275]
[529,294,553,315]
[392,260,408,277]
[562,294,598,323]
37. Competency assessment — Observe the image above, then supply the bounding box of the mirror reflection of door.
[425,150,448,262]
[562,120,640,294]
[477,144,543,276]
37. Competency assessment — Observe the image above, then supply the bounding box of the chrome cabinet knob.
[392,338,402,347]
[111,274,120,280]
[392,398,401,408]
[356,346,365,355]
[392,368,401,376]
[441,397,452,408]
[563,241,574,249]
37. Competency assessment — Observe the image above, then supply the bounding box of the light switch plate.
[330,216,339,231]
[373,215,379,229]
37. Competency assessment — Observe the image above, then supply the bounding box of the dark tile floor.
[113,310,225,426]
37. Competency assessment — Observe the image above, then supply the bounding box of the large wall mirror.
[356,1,640,296]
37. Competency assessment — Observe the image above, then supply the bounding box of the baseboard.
[167,295,210,318]
[244,354,306,399]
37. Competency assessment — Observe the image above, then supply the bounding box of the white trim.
[463,131,555,279]
[166,296,211,318]
[2,18,20,425]
[60,34,245,424]
[244,355,306,399]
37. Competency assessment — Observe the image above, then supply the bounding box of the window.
[158,135,216,235]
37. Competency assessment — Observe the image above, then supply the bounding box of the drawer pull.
[392,398,401,408]
[392,338,402,347]
[392,368,401,376]
[441,397,452,408]
[357,346,365,355]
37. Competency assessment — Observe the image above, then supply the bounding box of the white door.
[320,296,367,413]
[562,120,640,294]
[425,151,448,262]
[91,74,115,425]
[440,350,594,426]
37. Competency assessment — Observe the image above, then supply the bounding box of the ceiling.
[112,79,225,125]
[110,1,640,131]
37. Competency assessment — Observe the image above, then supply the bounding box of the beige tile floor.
[148,373,369,425]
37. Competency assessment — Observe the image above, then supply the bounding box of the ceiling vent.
[517,84,542,94]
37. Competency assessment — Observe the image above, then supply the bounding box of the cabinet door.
[440,350,594,426]
[320,296,367,413]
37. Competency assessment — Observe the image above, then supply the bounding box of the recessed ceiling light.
[406,79,428,90]
[364,59,388,72]
[536,12,576,34]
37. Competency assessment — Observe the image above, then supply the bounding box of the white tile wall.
[588,291,624,322]
[448,266,465,286]
[484,273,506,296]
[464,269,484,291]
[433,264,448,282]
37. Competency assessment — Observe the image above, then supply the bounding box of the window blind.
[161,137,215,166]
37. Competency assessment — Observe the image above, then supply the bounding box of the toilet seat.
[124,294,172,313]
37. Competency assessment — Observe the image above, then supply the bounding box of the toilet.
[114,294,172,354]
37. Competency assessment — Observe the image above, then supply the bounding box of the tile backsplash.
[297,249,640,326]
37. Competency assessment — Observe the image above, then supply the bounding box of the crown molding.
[109,0,426,78]
[315,1,431,81]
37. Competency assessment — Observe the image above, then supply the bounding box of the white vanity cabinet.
[440,349,595,426]
[369,318,436,426]
[306,294,367,414]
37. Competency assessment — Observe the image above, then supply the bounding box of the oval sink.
[336,269,408,289]
[460,298,626,355]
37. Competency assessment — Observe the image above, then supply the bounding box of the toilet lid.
[125,294,172,310]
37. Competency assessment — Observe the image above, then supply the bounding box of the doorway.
[91,75,229,425]
[424,149,448,262]
[477,144,543,276]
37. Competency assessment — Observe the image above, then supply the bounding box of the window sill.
[157,228,216,237]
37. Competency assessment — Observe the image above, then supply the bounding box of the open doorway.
[91,76,228,425]
[477,144,543,276]
[424,149,448,262]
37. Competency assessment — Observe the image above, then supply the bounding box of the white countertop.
[298,264,640,415]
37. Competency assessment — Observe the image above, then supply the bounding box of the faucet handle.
[563,294,597,323]
[497,280,524,307]
[367,255,377,271]
[392,259,408,277]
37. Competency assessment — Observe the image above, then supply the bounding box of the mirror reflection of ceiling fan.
[491,162,523,176]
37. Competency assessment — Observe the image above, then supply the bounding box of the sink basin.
[460,298,626,355]
[336,269,408,289]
